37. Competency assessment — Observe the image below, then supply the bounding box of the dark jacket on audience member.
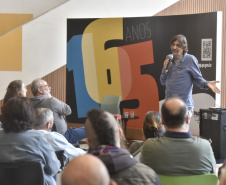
[89,146,162,185]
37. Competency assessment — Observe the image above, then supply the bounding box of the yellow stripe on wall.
[0,27,22,71]
[0,13,33,36]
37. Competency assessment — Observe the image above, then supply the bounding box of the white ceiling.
[0,0,179,18]
[0,0,68,18]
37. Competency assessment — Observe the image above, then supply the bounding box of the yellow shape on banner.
[83,18,123,103]
[0,27,22,71]
[0,13,33,36]
[82,33,100,102]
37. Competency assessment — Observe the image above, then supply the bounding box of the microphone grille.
[168,54,173,59]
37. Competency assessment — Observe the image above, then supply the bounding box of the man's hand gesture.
[207,81,221,94]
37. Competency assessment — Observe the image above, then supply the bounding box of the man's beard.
[43,90,51,97]
[172,49,182,58]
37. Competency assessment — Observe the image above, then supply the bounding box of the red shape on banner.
[118,40,159,129]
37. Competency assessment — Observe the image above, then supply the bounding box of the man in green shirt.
[140,97,216,175]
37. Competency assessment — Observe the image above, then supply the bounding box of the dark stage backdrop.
[66,12,219,132]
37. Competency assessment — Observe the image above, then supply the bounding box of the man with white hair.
[30,78,71,135]
[34,108,85,161]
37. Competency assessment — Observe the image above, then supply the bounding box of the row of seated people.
[0,97,86,185]
[1,79,87,144]
[61,97,222,185]
[130,98,216,176]
[0,79,87,185]
[0,79,161,185]
[0,79,221,185]
[128,104,216,174]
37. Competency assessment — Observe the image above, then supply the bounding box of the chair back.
[158,174,218,185]
[0,161,44,185]
[100,95,121,114]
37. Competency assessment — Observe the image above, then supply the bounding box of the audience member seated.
[30,78,71,135]
[129,111,165,155]
[0,97,60,185]
[140,97,216,175]
[0,80,27,131]
[61,154,117,185]
[3,80,27,104]
[34,108,86,162]
[29,78,86,144]
[85,108,162,185]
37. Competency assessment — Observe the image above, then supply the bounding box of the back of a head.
[3,80,23,104]
[1,97,35,133]
[61,154,110,185]
[85,108,120,148]
[161,97,187,129]
[143,111,163,139]
[33,108,53,129]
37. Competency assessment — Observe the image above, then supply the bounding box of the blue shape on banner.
[67,35,99,118]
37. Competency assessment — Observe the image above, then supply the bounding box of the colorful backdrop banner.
[67,12,217,129]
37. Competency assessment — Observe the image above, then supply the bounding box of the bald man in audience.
[140,97,216,175]
[85,108,162,185]
[61,154,116,185]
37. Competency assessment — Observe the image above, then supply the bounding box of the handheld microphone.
[165,54,173,72]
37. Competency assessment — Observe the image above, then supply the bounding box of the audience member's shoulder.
[129,141,144,154]
[47,131,66,139]
[186,136,212,153]
[130,162,159,184]
[26,129,47,138]
[143,137,162,146]
[49,96,61,102]
[30,130,57,147]
[193,136,212,145]
[133,162,156,172]
[23,130,54,145]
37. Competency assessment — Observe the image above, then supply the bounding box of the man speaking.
[160,34,220,120]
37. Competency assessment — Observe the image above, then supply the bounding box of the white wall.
[0,0,179,99]
[0,0,68,18]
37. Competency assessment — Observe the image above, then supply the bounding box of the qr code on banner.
[201,38,212,61]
